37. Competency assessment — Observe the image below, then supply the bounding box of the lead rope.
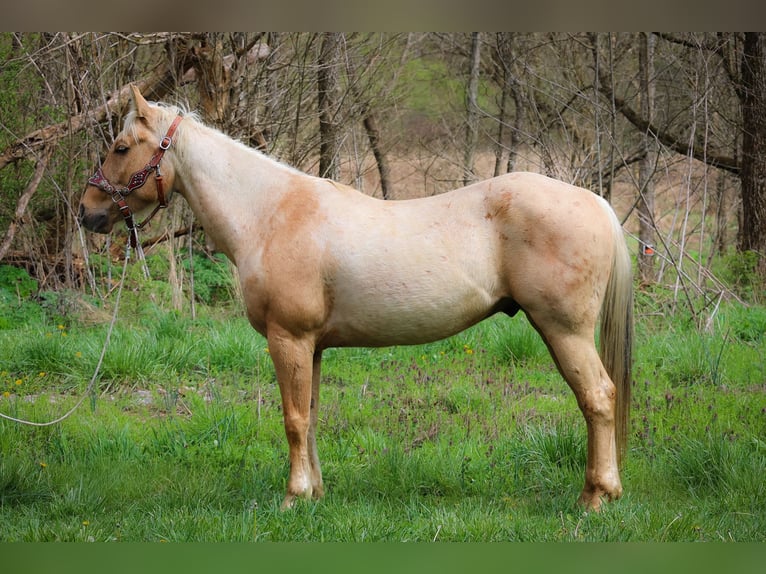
[135,238,150,279]
[0,242,132,426]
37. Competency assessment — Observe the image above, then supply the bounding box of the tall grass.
[1,269,766,541]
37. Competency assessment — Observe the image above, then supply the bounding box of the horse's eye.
[115,145,129,154]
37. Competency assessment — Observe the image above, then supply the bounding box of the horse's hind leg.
[530,320,623,510]
[268,329,324,509]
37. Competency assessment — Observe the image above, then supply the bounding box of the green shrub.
[719,249,763,301]
[0,289,44,330]
[181,250,236,305]
[0,265,38,297]
[0,266,43,329]
[722,304,766,343]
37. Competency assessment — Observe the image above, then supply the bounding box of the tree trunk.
[493,34,510,177]
[714,171,729,256]
[492,33,523,177]
[738,32,766,277]
[463,32,481,187]
[362,112,392,199]
[317,33,342,180]
[0,149,51,262]
[637,32,657,284]
[343,46,394,199]
[193,33,231,126]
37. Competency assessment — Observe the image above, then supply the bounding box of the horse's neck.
[174,126,300,263]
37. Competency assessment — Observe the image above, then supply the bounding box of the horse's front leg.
[308,350,324,499]
[267,328,323,509]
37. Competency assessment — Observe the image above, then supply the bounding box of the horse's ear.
[129,84,153,120]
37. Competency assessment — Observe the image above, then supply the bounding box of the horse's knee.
[283,408,310,439]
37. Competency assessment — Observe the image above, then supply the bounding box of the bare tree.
[463,32,481,186]
[489,33,525,177]
[596,32,766,279]
[0,33,195,290]
[317,32,342,180]
[738,32,766,275]
[637,32,658,284]
[0,148,51,261]
[344,55,394,198]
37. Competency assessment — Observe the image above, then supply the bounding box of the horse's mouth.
[78,205,114,234]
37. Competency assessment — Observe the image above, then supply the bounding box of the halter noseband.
[88,114,183,248]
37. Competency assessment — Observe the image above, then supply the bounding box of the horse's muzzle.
[78,204,113,234]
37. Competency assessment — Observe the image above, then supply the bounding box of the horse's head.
[79,85,181,238]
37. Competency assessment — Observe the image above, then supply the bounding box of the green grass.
[1,276,766,541]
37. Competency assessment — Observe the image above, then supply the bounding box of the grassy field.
[1,262,765,542]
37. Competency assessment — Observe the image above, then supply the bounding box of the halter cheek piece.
[88,115,184,248]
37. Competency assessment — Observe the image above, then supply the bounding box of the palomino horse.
[79,86,633,511]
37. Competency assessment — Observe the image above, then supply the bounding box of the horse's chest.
[239,255,331,337]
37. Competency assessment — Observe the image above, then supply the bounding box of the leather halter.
[88,115,183,248]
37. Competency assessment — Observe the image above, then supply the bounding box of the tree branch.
[595,69,740,175]
[0,147,52,261]
[0,48,192,172]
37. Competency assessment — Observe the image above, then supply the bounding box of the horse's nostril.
[79,208,111,233]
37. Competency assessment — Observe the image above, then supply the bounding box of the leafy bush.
[0,264,38,297]
[0,289,44,330]
[719,249,763,301]
[722,303,766,343]
[0,265,43,329]
[181,250,236,305]
[37,289,106,328]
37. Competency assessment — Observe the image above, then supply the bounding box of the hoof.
[280,494,296,511]
[281,484,323,511]
[578,493,604,512]
[577,485,622,512]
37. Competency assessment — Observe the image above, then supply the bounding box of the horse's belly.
[321,279,496,348]
[318,202,503,348]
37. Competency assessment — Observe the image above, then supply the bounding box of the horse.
[79,85,633,511]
